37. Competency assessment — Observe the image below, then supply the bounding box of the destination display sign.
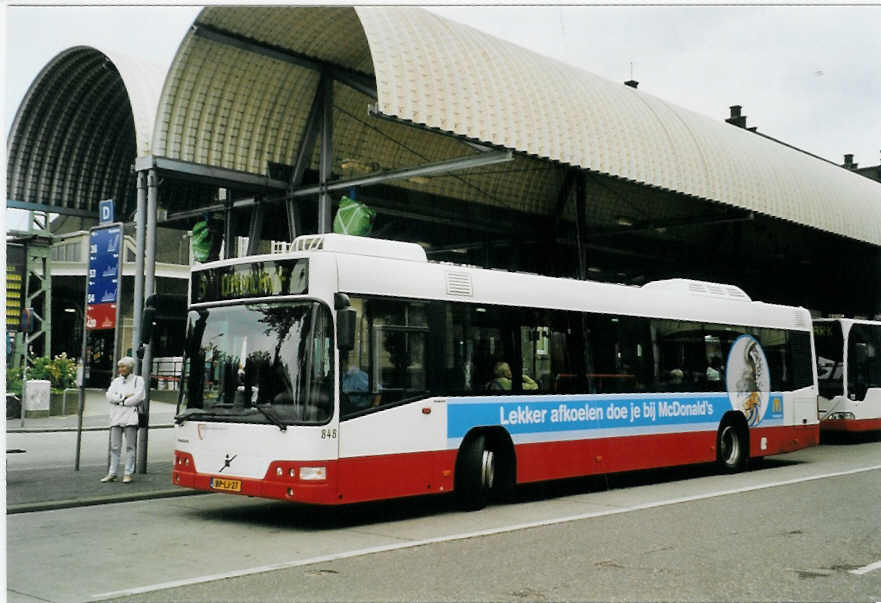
[6,244,25,331]
[191,259,309,304]
[86,224,121,330]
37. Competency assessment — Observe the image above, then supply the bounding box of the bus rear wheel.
[456,434,495,510]
[718,422,747,473]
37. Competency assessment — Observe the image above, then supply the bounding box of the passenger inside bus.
[487,361,539,392]
[706,356,724,382]
[341,353,380,413]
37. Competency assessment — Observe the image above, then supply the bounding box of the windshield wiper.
[175,408,223,424]
[253,403,287,431]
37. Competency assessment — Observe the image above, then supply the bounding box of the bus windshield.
[179,301,334,425]
[813,321,844,399]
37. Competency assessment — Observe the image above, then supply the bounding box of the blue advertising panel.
[447,391,785,443]
[86,224,121,330]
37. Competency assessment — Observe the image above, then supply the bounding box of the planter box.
[23,391,80,417]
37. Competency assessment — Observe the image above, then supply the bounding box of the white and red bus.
[813,318,881,434]
[172,234,818,509]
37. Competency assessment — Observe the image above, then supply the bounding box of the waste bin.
[6,393,21,419]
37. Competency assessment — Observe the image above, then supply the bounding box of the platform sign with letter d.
[99,199,114,224]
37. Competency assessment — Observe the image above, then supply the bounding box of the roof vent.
[291,235,324,252]
[446,272,473,297]
[642,278,751,301]
[726,105,747,129]
[290,234,427,262]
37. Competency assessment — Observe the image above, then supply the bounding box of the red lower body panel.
[172,424,819,505]
[749,424,819,456]
[820,417,881,433]
[515,431,718,483]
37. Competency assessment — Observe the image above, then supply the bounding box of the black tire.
[456,434,495,511]
[718,422,747,473]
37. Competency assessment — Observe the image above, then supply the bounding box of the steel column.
[132,171,146,374]
[136,169,158,474]
[246,199,264,256]
[287,82,324,241]
[318,75,333,234]
[224,194,236,259]
[574,172,588,280]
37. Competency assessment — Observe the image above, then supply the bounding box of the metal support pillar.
[287,82,324,241]
[136,169,158,474]
[132,171,147,371]
[574,172,588,280]
[224,193,236,259]
[246,199,264,256]
[550,170,576,278]
[19,213,53,426]
[573,172,595,392]
[318,74,334,234]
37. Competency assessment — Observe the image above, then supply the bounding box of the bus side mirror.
[337,308,356,352]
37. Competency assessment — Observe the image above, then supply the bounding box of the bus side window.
[848,324,881,401]
[368,299,430,407]
[520,325,547,393]
[587,315,651,394]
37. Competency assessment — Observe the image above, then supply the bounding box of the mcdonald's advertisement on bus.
[448,334,784,441]
[447,391,785,441]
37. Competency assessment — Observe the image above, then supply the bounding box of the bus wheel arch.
[717,411,749,473]
[454,427,516,510]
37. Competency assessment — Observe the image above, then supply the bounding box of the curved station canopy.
[144,6,881,245]
[7,6,881,315]
[7,46,164,220]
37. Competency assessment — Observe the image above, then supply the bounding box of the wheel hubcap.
[481,449,495,489]
[721,426,739,465]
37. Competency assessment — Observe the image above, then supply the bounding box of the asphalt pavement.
[5,388,201,514]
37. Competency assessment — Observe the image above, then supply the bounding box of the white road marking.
[91,464,881,601]
[850,559,881,575]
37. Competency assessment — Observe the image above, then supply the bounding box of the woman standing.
[101,356,145,483]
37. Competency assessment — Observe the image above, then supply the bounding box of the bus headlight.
[826,412,855,420]
[299,466,326,481]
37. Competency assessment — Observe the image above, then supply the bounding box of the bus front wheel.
[717,421,747,473]
[456,434,495,510]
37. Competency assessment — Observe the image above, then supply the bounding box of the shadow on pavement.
[5,462,196,514]
[178,458,804,532]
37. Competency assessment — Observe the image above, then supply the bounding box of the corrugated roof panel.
[148,6,881,245]
[355,7,881,245]
[7,46,161,216]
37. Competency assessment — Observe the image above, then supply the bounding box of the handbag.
[135,376,148,428]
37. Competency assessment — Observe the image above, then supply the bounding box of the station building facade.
[7,7,881,388]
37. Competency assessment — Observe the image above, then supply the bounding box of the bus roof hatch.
[291,234,428,263]
[642,278,751,302]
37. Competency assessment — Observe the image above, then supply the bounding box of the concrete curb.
[7,488,208,515]
[8,423,175,434]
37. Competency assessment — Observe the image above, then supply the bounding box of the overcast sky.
[4,4,881,230]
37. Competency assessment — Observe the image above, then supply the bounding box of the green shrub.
[6,354,79,393]
[6,367,22,395]
[48,353,78,390]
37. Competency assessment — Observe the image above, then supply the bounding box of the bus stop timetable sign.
[86,224,121,330]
